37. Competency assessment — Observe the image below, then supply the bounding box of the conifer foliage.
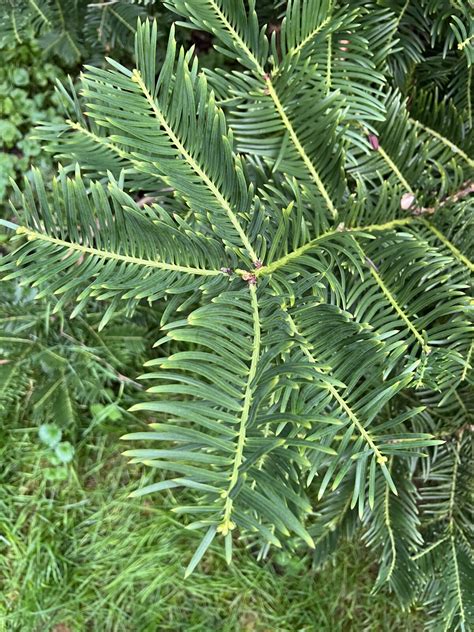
[1,1,473,627]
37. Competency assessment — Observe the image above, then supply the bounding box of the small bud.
[368,134,379,151]
[217,519,236,535]
[242,272,257,285]
[262,75,270,94]
[400,192,415,210]
[253,260,263,269]
[220,267,233,275]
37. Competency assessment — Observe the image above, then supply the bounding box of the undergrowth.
[0,39,64,211]
[0,421,421,632]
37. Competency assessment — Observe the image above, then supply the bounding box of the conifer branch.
[286,312,389,467]
[420,219,474,271]
[264,77,338,217]
[256,218,416,277]
[200,0,338,217]
[131,69,258,261]
[351,238,430,353]
[411,119,474,168]
[288,15,332,60]
[13,226,223,277]
[66,120,133,162]
[219,285,261,535]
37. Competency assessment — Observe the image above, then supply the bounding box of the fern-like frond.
[348,89,472,201]
[167,0,347,220]
[219,61,347,220]
[164,0,269,73]
[415,437,473,630]
[124,289,320,571]
[84,1,146,52]
[408,88,474,168]
[36,77,160,191]
[253,217,472,387]
[80,20,259,260]
[283,301,441,510]
[364,460,423,604]
[1,169,228,328]
[37,0,86,65]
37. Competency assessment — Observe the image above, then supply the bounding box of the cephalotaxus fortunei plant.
[0,1,472,627]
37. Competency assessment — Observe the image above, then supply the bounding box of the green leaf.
[54,441,75,464]
[38,423,62,448]
[184,525,217,578]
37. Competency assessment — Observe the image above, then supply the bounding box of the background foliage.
[0,40,64,212]
[1,412,422,631]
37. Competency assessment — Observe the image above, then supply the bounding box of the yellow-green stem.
[219,284,261,534]
[133,70,258,262]
[287,312,388,465]
[353,239,430,353]
[411,119,474,168]
[15,226,222,276]
[421,219,474,272]
[256,217,416,277]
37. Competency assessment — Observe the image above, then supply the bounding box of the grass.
[0,419,423,632]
